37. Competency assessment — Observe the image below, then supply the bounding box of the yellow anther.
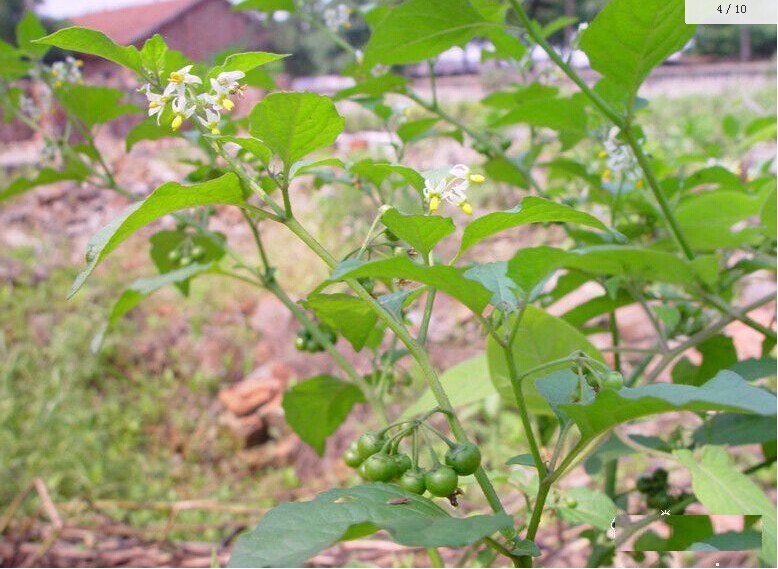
[169,71,183,83]
[75,59,83,67]
[636,179,644,188]
[149,100,160,109]
[429,195,441,213]
[468,174,485,184]
[598,150,608,159]
[460,202,473,215]
[54,80,63,87]
[602,168,612,181]
[171,114,184,131]
[221,97,235,111]
[210,126,220,135]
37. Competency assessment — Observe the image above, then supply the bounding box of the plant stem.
[427,547,444,567]
[213,142,511,523]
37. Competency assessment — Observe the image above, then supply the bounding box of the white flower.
[167,65,201,87]
[212,71,244,94]
[423,164,485,215]
[324,4,351,30]
[170,96,195,131]
[197,108,221,135]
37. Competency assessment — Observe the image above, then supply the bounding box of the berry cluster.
[344,415,481,500]
[636,468,690,512]
[168,243,205,267]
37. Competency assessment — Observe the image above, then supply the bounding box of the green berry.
[444,442,481,476]
[191,245,205,260]
[168,249,181,263]
[425,466,458,497]
[602,371,624,390]
[364,454,396,482]
[392,454,412,477]
[344,448,363,468]
[399,469,426,495]
[357,432,385,459]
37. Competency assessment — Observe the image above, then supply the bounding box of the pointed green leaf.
[364,0,489,66]
[556,487,617,531]
[249,92,344,167]
[228,483,513,567]
[491,96,587,134]
[561,371,777,442]
[676,190,766,250]
[234,0,296,12]
[329,257,493,314]
[459,197,607,255]
[34,27,143,74]
[464,262,520,312]
[16,12,49,58]
[580,0,695,96]
[334,73,408,101]
[381,208,455,258]
[55,83,140,126]
[282,375,365,455]
[302,294,378,351]
[69,173,247,298]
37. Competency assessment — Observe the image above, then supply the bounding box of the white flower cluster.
[324,4,351,30]
[601,127,641,185]
[50,57,84,86]
[423,164,485,215]
[141,65,245,133]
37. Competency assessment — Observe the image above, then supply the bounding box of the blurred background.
[0,1,776,567]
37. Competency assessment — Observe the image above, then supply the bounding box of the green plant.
[1,0,776,567]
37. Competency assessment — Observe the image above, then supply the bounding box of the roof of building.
[69,0,209,46]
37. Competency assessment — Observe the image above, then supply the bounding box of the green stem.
[427,547,444,568]
[213,140,511,522]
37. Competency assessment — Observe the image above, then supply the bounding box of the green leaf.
[329,257,493,314]
[506,246,716,295]
[672,335,737,386]
[234,0,295,12]
[349,160,425,191]
[397,118,439,143]
[511,538,541,557]
[0,158,89,202]
[506,453,535,467]
[535,370,594,424]
[381,208,455,258]
[69,173,247,298]
[459,197,607,255]
[0,43,32,79]
[674,446,777,566]
[217,135,273,165]
[401,354,499,419]
[692,414,776,447]
[364,0,489,66]
[635,516,715,552]
[334,73,408,100]
[463,262,520,312]
[491,96,586,134]
[249,92,344,167]
[302,294,378,352]
[35,27,143,74]
[55,84,139,127]
[139,35,191,82]
[556,487,617,531]
[676,190,766,250]
[149,230,226,296]
[728,357,777,381]
[208,52,287,79]
[487,306,603,412]
[16,12,49,58]
[282,375,364,455]
[228,483,513,567]
[561,290,634,329]
[561,371,777,443]
[580,0,695,96]
[761,188,776,236]
[92,262,211,352]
